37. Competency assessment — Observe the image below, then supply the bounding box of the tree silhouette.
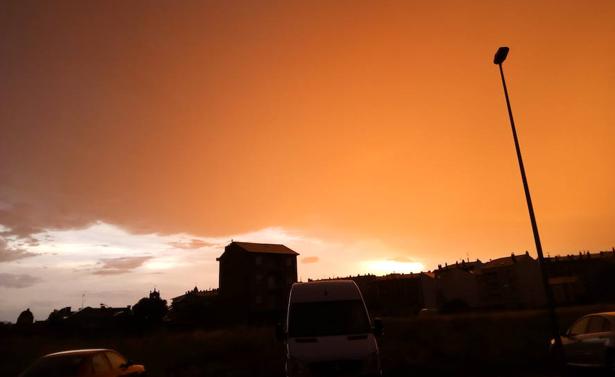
[16,308,34,326]
[133,289,168,324]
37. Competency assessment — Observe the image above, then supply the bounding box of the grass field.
[2,304,614,377]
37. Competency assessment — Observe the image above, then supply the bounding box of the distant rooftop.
[483,252,534,268]
[437,259,483,272]
[374,272,433,281]
[171,287,218,302]
[546,250,615,262]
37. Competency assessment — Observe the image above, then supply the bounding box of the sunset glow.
[360,260,426,276]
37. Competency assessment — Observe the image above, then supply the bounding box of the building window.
[267,275,276,289]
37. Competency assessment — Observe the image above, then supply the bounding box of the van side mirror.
[373,318,383,336]
[275,322,286,341]
[120,360,134,369]
[565,331,575,339]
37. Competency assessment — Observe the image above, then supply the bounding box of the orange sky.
[0,1,614,319]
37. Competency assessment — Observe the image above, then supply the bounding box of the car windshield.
[20,355,89,377]
[288,299,371,337]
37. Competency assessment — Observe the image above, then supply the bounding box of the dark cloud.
[168,239,216,250]
[0,202,95,240]
[301,256,320,264]
[0,273,41,288]
[93,256,152,275]
[0,238,37,263]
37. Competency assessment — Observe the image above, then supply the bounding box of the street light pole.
[493,47,563,351]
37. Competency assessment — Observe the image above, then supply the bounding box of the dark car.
[552,312,615,371]
[19,349,146,377]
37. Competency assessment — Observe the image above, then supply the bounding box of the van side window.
[587,316,607,334]
[91,353,111,375]
[105,351,126,369]
[569,317,589,335]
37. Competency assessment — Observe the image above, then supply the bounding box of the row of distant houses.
[16,304,133,328]
[172,242,615,319]
[14,288,171,331]
[440,250,615,309]
[345,249,615,314]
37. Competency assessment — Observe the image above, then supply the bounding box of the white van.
[282,280,382,377]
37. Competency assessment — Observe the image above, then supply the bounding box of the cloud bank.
[0,273,41,288]
[0,238,37,263]
[94,256,153,275]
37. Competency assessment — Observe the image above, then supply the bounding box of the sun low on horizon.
[359,259,426,276]
[1,0,614,322]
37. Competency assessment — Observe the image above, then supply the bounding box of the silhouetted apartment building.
[169,287,219,324]
[171,286,218,307]
[368,272,437,315]
[435,260,483,310]
[476,252,546,309]
[217,241,298,316]
[545,249,615,305]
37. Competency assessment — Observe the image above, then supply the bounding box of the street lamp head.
[493,47,509,65]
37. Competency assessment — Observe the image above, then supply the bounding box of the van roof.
[45,349,111,357]
[290,280,363,303]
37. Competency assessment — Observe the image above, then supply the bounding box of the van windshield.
[288,299,371,337]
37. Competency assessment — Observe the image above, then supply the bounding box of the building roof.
[374,272,433,281]
[438,260,483,272]
[229,241,299,255]
[68,306,129,320]
[171,287,218,303]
